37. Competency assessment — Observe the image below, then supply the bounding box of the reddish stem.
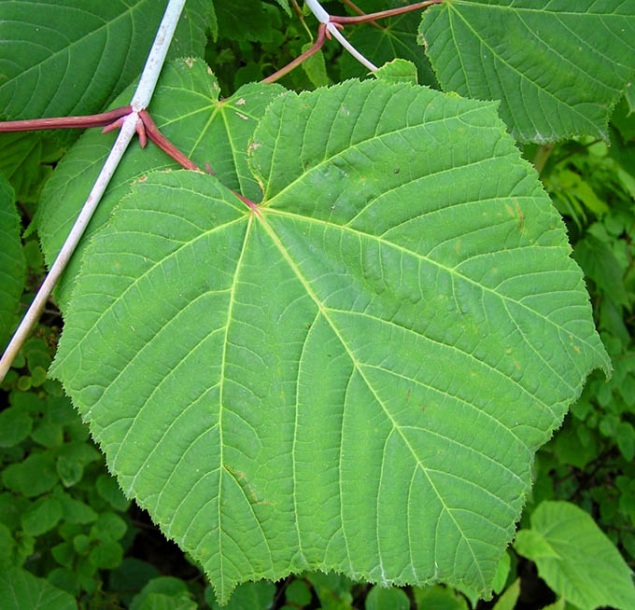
[263,1,442,84]
[138,110,199,171]
[262,23,328,84]
[0,106,132,132]
[331,1,443,25]
[139,111,257,213]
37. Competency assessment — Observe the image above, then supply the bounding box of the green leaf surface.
[514,501,635,610]
[419,0,635,142]
[0,406,32,447]
[374,59,419,85]
[2,452,58,498]
[492,578,520,610]
[49,79,608,601]
[0,133,59,203]
[0,0,209,121]
[0,567,77,610]
[36,59,284,306]
[0,176,25,348]
[22,496,63,536]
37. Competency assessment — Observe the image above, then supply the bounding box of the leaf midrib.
[257,211,488,589]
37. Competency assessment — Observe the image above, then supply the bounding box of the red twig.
[263,0,442,84]
[0,106,133,132]
[138,109,199,171]
[262,23,329,84]
[331,1,443,25]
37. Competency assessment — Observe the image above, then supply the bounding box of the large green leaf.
[36,58,284,306]
[0,176,26,348]
[515,501,635,610]
[50,79,608,601]
[419,0,635,142]
[0,0,211,120]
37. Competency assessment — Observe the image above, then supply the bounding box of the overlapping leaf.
[36,58,284,305]
[419,0,635,142]
[0,0,212,120]
[50,78,608,601]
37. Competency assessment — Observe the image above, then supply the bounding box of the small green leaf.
[89,540,123,570]
[58,494,98,525]
[21,496,63,536]
[56,456,84,488]
[515,501,635,610]
[492,579,520,610]
[0,407,32,448]
[47,568,81,597]
[0,567,76,610]
[420,0,635,142]
[91,512,127,543]
[366,585,410,610]
[56,440,101,466]
[616,421,635,461]
[285,579,312,606]
[2,452,58,497]
[32,421,64,448]
[301,44,329,88]
[491,551,511,595]
[52,542,76,569]
[374,59,418,85]
[73,534,91,555]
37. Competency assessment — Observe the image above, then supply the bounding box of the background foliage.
[1,0,634,608]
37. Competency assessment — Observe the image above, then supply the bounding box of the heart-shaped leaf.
[51,80,608,601]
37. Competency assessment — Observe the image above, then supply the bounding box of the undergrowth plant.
[1,1,635,608]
